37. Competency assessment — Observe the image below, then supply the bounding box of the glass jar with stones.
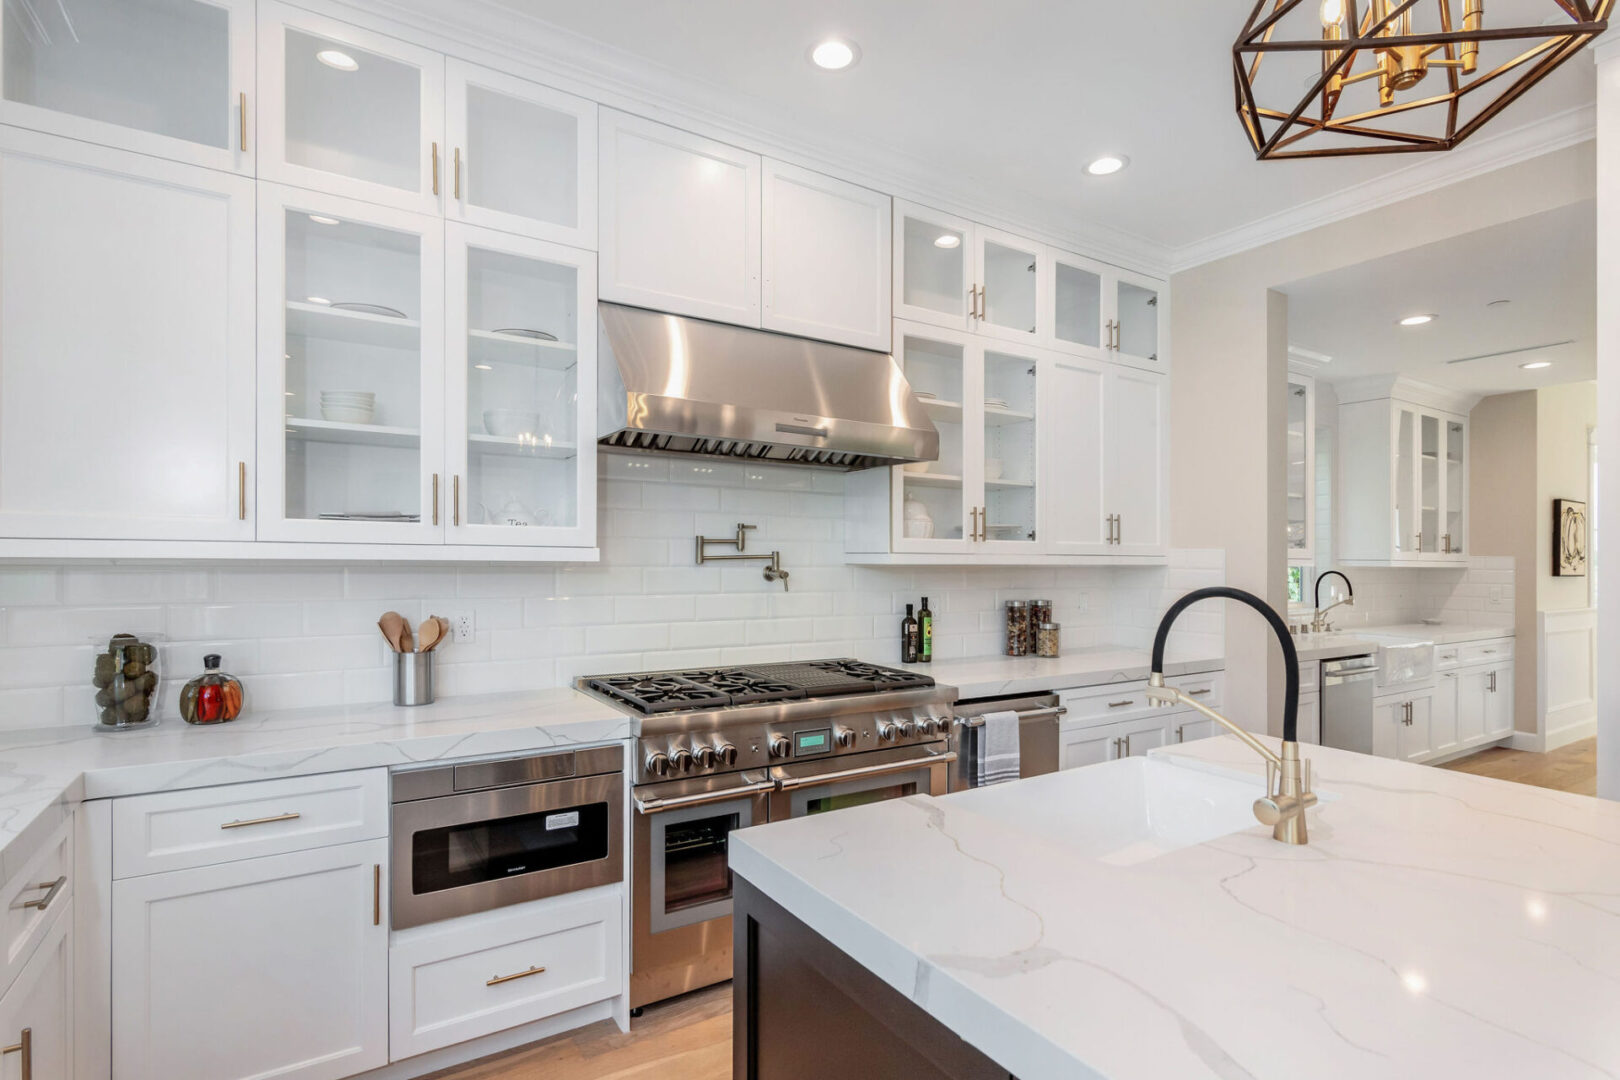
[91,633,161,731]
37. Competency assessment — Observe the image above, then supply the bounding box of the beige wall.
[1469,392,1538,732]
[1596,46,1619,799]
[1169,141,1594,737]
[1536,381,1597,613]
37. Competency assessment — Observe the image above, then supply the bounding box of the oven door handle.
[633,778,777,814]
[772,751,957,791]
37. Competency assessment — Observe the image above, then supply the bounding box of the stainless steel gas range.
[579,659,958,1010]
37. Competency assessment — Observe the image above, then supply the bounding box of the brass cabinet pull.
[969,505,978,542]
[239,92,248,152]
[453,475,461,526]
[487,965,546,987]
[2,1027,30,1080]
[1189,688,1212,697]
[238,461,247,520]
[373,864,381,926]
[15,875,65,912]
[432,473,440,526]
[453,147,462,199]
[1116,514,1122,544]
[1107,699,1135,708]
[220,811,300,830]
[1176,725,1186,743]
[431,142,440,195]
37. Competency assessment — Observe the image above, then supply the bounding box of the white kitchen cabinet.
[1484,662,1514,740]
[1338,381,1471,566]
[1431,672,1461,757]
[1059,714,1171,768]
[1455,668,1489,747]
[893,200,975,331]
[1046,248,1166,372]
[0,129,256,542]
[1170,716,1223,744]
[598,110,760,327]
[1296,693,1322,746]
[1374,692,1433,763]
[1287,373,1316,564]
[0,0,255,174]
[257,1,445,214]
[974,226,1045,346]
[1048,248,1107,356]
[113,838,389,1080]
[444,59,596,247]
[1105,268,1166,370]
[1104,367,1168,556]
[0,900,71,1080]
[257,183,447,545]
[446,223,597,547]
[761,160,891,351]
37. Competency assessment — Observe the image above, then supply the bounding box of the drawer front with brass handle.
[1459,638,1514,667]
[389,890,623,1059]
[1058,671,1224,728]
[114,769,387,878]
[0,897,71,1080]
[0,817,71,998]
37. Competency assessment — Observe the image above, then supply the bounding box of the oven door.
[391,771,623,930]
[768,743,955,820]
[631,770,774,1008]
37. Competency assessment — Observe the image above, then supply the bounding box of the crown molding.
[1331,374,1481,416]
[334,0,1174,275]
[1168,102,1597,274]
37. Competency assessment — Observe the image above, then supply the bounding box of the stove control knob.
[768,735,791,759]
[834,727,857,749]
[930,716,953,735]
[877,721,899,743]
[669,747,695,773]
[896,719,918,737]
[715,741,739,766]
[644,751,671,778]
[694,744,718,769]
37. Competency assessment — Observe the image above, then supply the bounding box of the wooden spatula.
[416,616,442,654]
[378,611,408,653]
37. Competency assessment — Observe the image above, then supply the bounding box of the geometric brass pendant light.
[1235,0,1613,159]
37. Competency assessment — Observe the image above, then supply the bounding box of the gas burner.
[584,659,933,714]
[584,673,732,714]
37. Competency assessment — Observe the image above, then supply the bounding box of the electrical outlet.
[452,612,475,643]
[1488,587,1504,607]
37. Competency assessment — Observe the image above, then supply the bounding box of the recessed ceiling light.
[933,234,961,249]
[473,363,493,371]
[308,214,341,226]
[1520,360,1553,370]
[316,49,359,72]
[1086,155,1128,176]
[1399,313,1436,326]
[809,39,858,71]
[307,296,332,305]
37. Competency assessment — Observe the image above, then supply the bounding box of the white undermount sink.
[944,756,1276,866]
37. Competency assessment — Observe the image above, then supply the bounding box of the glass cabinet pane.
[1445,419,1465,555]
[3,0,230,147]
[464,83,577,230]
[980,237,1037,336]
[982,350,1038,546]
[462,245,580,531]
[1116,280,1160,361]
[280,209,424,524]
[899,212,967,322]
[1395,407,1415,555]
[282,26,421,192]
[1053,259,1102,350]
[896,333,966,545]
[1420,413,1440,554]
[1287,382,1309,553]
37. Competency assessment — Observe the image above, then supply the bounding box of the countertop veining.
[901,646,1225,699]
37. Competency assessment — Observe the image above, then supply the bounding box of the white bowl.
[984,458,1004,480]
[903,461,932,474]
[484,409,541,437]
[321,389,374,401]
[320,404,375,424]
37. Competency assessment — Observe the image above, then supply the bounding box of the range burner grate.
[584,659,933,714]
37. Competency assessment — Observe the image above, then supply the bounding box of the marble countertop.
[730,735,1620,1080]
[0,689,632,882]
[901,646,1225,699]
[1346,622,1516,645]
[1284,633,1382,662]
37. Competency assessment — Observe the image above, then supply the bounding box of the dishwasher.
[1320,655,1379,755]
[949,691,1066,789]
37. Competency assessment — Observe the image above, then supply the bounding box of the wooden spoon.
[398,616,414,655]
[378,611,408,653]
[424,615,451,651]
[416,616,442,654]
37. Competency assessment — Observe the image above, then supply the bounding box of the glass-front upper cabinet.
[1287,374,1315,563]
[0,0,254,172]
[258,1,444,214]
[977,347,1040,553]
[1050,248,1105,355]
[445,223,595,549]
[1393,405,1418,560]
[1108,269,1165,369]
[1420,412,1441,556]
[1444,417,1466,557]
[257,184,444,544]
[891,324,974,553]
[893,200,974,331]
[975,226,1044,345]
[445,59,595,247]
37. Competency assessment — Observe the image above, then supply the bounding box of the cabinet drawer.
[1435,645,1462,669]
[1059,672,1220,728]
[0,898,72,1080]
[114,769,387,878]
[389,889,623,1060]
[1459,639,1513,666]
[0,816,71,997]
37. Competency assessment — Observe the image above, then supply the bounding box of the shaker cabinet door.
[0,129,256,541]
[1042,354,1109,555]
[1104,368,1167,556]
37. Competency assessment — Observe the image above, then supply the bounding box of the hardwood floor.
[1437,737,1598,796]
[422,985,732,1080]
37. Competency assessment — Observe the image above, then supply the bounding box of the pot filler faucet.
[1144,586,1317,845]
[1311,570,1355,633]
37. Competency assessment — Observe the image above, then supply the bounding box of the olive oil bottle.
[901,604,919,664]
[918,597,934,663]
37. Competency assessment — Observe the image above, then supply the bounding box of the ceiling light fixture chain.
[1233,0,1613,159]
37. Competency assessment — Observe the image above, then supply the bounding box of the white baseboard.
[1543,717,1598,752]
[355,998,619,1080]
[1509,731,1543,752]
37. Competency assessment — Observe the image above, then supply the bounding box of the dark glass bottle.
[901,604,919,664]
[918,597,934,663]
[180,654,244,725]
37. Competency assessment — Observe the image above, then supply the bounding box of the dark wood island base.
[732,875,1015,1080]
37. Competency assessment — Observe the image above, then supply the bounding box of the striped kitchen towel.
[974,710,1021,786]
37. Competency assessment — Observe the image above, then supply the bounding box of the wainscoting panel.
[1538,608,1596,751]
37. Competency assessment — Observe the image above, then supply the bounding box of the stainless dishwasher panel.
[949,691,1064,788]
[1320,655,1378,755]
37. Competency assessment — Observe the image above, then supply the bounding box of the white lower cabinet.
[1374,692,1434,763]
[1431,673,1461,758]
[112,838,389,1080]
[1296,693,1321,746]
[388,888,624,1060]
[1376,641,1515,764]
[0,900,72,1080]
[1059,715,1173,768]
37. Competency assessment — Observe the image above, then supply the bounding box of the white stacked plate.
[321,390,375,424]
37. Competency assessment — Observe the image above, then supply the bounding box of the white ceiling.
[480,0,1599,263]
[1280,200,1596,395]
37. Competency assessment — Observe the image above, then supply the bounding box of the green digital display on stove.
[794,729,831,755]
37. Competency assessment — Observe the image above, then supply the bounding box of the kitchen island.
[729,735,1620,1080]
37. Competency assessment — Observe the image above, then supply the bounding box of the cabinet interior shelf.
[468,330,578,372]
[985,478,1033,489]
[918,399,1034,426]
[904,472,963,487]
[287,301,420,349]
[468,433,578,458]
[285,416,419,448]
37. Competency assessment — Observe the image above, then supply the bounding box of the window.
[1287,566,1306,605]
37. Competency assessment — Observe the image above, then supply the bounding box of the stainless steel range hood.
[597,303,938,471]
